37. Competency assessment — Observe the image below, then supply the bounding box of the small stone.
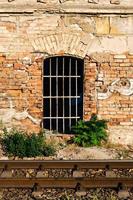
[22,57,31,65]
[36,171,46,178]
[35,53,44,61]
[1,170,12,178]
[6,64,13,68]
[1,156,8,160]
[118,190,130,199]
[32,191,43,199]
[37,0,46,3]
[26,169,35,178]
[110,0,120,4]
[0,191,3,200]
[106,170,116,177]
[59,0,69,3]
[88,0,99,3]
[76,191,87,197]
[73,170,84,178]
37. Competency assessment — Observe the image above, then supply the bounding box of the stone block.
[114,55,126,59]
[95,17,109,35]
[120,122,133,126]
[108,126,133,145]
[127,36,133,53]
[110,16,133,35]
[99,36,127,53]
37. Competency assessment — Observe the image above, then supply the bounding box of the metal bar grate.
[43,56,83,133]
[76,59,78,123]
[56,57,58,132]
[44,96,80,98]
[63,57,65,132]
[43,117,80,119]
[43,76,80,77]
[50,58,52,131]
[69,58,71,129]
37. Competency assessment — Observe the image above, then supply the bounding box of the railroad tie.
[0,160,132,199]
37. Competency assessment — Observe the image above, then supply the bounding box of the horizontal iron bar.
[43,96,80,98]
[42,117,80,119]
[0,177,133,189]
[0,160,133,169]
[43,76,80,78]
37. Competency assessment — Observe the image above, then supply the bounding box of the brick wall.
[0,1,133,143]
[97,53,133,126]
[0,54,42,132]
[1,52,133,131]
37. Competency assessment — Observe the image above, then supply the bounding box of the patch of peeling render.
[31,32,95,58]
[29,31,133,57]
[98,78,133,100]
[0,93,41,125]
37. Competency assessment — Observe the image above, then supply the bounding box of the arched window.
[43,56,84,133]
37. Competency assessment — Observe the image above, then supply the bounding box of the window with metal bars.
[43,56,83,133]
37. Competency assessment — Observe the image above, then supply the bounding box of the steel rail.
[0,177,132,189]
[0,161,133,190]
[0,160,133,170]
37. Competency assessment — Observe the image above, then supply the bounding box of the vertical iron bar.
[76,59,78,123]
[43,60,44,130]
[56,57,58,132]
[69,58,71,130]
[50,58,52,130]
[63,57,65,132]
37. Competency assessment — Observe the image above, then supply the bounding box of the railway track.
[1,159,133,169]
[0,160,133,192]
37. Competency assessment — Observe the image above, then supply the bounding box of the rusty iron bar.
[0,177,133,189]
[0,160,133,169]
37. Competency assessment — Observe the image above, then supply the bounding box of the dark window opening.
[43,56,84,133]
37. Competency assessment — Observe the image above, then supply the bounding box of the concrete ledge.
[0,5,133,14]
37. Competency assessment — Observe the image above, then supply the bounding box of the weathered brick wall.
[0,0,133,143]
[97,54,133,126]
[0,54,42,132]
[84,54,133,127]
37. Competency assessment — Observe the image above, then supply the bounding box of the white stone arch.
[30,32,95,58]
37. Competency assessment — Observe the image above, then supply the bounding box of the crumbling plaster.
[0,93,40,125]
[0,15,133,56]
[98,78,133,100]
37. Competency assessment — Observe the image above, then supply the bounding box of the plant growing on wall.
[2,128,56,158]
[71,114,108,147]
